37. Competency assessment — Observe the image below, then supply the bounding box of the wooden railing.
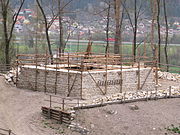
[158,63,180,73]
[16,53,155,71]
[0,128,16,135]
[0,64,11,73]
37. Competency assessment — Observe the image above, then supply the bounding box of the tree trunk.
[114,0,121,54]
[105,3,111,54]
[157,0,161,67]
[58,0,64,55]
[133,0,137,62]
[150,0,157,59]
[1,0,25,65]
[36,0,53,64]
[2,9,10,65]
[163,0,169,71]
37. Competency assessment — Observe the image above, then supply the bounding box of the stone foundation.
[17,65,155,99]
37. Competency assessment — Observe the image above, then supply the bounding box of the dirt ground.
[0,76,179,135]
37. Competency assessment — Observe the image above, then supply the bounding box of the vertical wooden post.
[80,58,83,99]
[35,2,38,91]
[48,108,51,119]
[146,91,149,101]
[144,39,146,58]
[77,32,80,52]
[44,52,47,93]
[155,60,158,86]
[155,85,158,100]
[50,95,52,108]
[8,130,11,135]
[137,61,140,90]
[59,111,62,124]
[120,54,123,93]
[67,53,70,95]
[155,46,159,86]
[105,54,108,94]
[35,54,38,91]
[16,55,19,87]
[137,47,141,90]
[123,92,126,103]
[77,98,79,108]
[62,98,65,111]
[55,52,58,95]
[169,86,171,97]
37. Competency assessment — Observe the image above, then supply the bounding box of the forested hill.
[18,0,180,18]
[23,0,98,10]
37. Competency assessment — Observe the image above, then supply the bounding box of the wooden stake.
[137,61,140,90]
[105,54,108,94]
[16,55,19,87]
[35,54,38,91]
[68,53,70,95]
[169,86,171,97]
[55,52,58,95]
[50,95,52,108]
[120,54,123,93]
[80,59,83,99]
[144,39,146,58]
[44,50,47,93]
[62,98,65,111]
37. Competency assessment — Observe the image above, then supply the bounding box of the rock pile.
[75,86,180,108]
[4,68,20,85]
[68,122,89,135]
[158,71,180,82]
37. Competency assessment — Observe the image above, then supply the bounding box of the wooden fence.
[0,128,16,135]
[16,53,156,96]
[158,63,180,73]
[0,64,12,73]
[41,107,72,125]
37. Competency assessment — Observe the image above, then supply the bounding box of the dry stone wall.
[158,71,180,82]
[82,68,154,99]
[17,66,82,98]
[17,66,155,99]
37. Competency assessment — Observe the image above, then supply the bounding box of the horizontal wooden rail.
[0,128,16,135]
[41,107,72,125]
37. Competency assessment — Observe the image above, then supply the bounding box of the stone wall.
[17,66,82,98]
[158,71,180,82]
[82,68,155,99]
[17,66,155,99]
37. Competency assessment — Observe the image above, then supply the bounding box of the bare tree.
[105,2,111,54]
[58,0,64,54]
[113,0,122,54]
[93,0,112,54]
[36,0,58,63]
[122,0,145,62]
[157,0,161,66]
[150,0,157,61]
[0,0,25,65]
[57,0,74,54]
[163,0,169,71]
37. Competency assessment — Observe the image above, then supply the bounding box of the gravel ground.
[0,76,179,135]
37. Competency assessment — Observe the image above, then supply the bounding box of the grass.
[166,124,180,134]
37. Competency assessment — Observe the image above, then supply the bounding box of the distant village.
[1,8,180,42]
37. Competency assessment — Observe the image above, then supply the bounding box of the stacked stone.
[4,68,19,84]
[158,71,180,82]
[68,122,89,135]
[77,86,180,107]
